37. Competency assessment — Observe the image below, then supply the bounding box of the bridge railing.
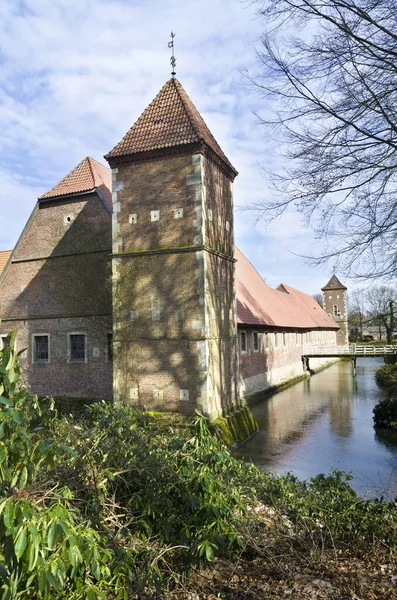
[302,345,397,356]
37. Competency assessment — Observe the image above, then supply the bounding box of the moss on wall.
[212,406,258,447]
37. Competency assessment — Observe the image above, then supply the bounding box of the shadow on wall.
[0,193,113,400]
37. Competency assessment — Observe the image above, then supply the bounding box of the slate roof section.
[321,275,347,291]
[39,157,112,207]
[235,247,338,329]
[0,251,12,276]
[105,78,237,175]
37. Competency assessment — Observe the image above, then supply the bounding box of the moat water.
[234,359,397,499]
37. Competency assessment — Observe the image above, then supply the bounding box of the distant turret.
[321,275,348,345]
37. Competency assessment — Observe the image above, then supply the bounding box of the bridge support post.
[352,357,357,378]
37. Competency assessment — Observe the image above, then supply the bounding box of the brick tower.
[105,78,239,418]
[322,275,348,345]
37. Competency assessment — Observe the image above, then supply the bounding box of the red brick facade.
[0,192,113,400]
[110,150,238,417]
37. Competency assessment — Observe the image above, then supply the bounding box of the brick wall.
[111,150,238,417]
[0,192,113,400]
[323,289,349,345]
[239,328,337,397]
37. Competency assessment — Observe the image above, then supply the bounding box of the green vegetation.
[1,332,397,598]
[373,393,397,432]
[373,364,397,431]
[375,363,397,388]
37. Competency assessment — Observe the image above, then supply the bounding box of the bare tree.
[366,286,397,344]
[248,0,397,279]
[348,288,367,341]
[312,293,323,307]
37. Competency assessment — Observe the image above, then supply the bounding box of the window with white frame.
[150,295,161,321]
[240,331,247,353]
[253,331,259,352]
[32,334,49,363]
[69,333,86,362]
[333,304,339,316]
[1,335,10,350]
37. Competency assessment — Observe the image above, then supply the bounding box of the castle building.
[0,78,342,418]
[322,275,349,345]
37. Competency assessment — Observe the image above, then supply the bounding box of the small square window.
[253,332,259,352]
[33,334,49,363]
[130,310,139,321]
[151,210,160,222]
[113,181,124,192]
[69,334,86,362]
[240,331,247,353]
[129,214,137,224]
[174,208,184,219]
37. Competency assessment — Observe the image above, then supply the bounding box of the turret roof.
[105,78,237,175]
[321,274,347,291]
[39,157,112,207]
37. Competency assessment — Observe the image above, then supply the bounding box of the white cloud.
[0,0,341,294]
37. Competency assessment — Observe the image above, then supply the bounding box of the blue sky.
[0,0,346,295]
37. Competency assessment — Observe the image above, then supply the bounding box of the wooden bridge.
[303,345,397,358]
[302,345,397,376]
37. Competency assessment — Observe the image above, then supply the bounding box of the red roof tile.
[235,247,338,329]
[105,78,237,175]
[0,251,12,276]
[39,157,112,207]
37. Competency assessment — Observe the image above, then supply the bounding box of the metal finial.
[168,31,176,77]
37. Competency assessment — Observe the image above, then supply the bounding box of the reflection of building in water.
[328,396,353,437]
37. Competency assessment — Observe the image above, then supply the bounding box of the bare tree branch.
[248,0,397,279]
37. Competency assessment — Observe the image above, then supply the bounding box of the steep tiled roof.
[105,78,237,175]
[321,275,347,291]
[0,250,12,276]
[235,247,338,329]
[39,157,112,207]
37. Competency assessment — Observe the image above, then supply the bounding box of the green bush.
[375,363,397,387]
[1,329,397,597]
[373,394,397,431]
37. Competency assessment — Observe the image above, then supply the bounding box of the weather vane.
[168,31,176,77]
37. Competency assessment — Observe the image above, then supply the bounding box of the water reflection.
[234,359,397,499]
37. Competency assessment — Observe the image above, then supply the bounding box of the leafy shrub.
[53,402,246,571]
[1,330,397,597]
[375,363,397,387]
[0,331,127,599]
[373,394,397,431]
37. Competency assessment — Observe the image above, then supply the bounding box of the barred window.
[240,331,247,353]
[33,335,49,363]
[253,331,259,352]
[70,334,86,361]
